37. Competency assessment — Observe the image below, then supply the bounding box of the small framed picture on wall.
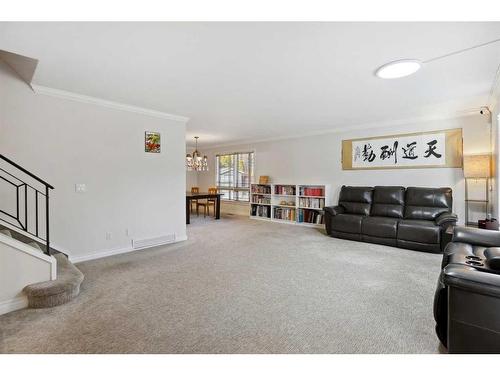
[145,131,161,153]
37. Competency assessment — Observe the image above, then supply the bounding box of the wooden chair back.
[207,187,218,205]
[191,187,200,193]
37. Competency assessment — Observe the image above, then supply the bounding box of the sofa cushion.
[371,186,405,218]
[361,235,397,247]
[361,216,399,238]
[330,214,364,234]
[398,219,440,244]
[338,186,373,216]
[452,226,500,248]
[330,231,362,242]
[397,239,442,253]
[404,187,452,220]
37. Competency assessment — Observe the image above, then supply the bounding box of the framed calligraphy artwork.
[342,128,463,170]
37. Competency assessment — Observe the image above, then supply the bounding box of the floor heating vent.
[132,234,176,249]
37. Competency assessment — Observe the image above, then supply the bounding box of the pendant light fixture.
[186,136,208,171]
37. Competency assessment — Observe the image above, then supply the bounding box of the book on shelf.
[274,185,296,196]
[298,208,324,224]
[298,197,325,209]
[273,206,296,221]
[251,184,271,194]
[252,196,271,204]
[251,204,270,218]
[299,186,324,197]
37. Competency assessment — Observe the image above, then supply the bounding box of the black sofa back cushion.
[338,186,373,216]
[404,187,452,220]
[371,186,405,218]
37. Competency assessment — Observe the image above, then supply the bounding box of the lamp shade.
[463,154,491,178]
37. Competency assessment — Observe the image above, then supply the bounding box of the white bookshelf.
[250,184,331,227]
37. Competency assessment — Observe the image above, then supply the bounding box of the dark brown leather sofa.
[434,226,500,353]
[324,186,458,253]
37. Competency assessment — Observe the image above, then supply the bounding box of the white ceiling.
[1,22,499,147]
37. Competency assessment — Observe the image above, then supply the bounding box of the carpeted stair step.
[0,228,12,237]
[27,241,43,253]
[23,253,84,308]
[1,229,43,253]
[0,224,56,254]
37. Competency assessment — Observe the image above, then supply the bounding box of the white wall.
[186,172,199,190]
[198,114,492,224]
[0,60,187,261]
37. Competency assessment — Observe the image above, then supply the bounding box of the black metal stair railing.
[0,154,54,255]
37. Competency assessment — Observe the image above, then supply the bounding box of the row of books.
[274,185,296,196]
[252,196,271,204]
[299,186,324,197]
[273,207,296,221]
[298,209,324,224]
[251,205,271,218]
[298,197,325,208]
[251,185,272,194]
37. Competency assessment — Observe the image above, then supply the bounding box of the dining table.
[185,192,222,224]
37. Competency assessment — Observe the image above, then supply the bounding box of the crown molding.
[203,109,480,150]
[31,84,190,123]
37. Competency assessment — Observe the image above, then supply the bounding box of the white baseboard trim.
[70,234,188,264]
[69,245,136,264]
[221,200,250,206]
[0,296,28,315]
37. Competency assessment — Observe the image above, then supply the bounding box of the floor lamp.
[463,154,491,227]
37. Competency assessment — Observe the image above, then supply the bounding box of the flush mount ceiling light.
[375,59,422,79]
[375,37,500,80]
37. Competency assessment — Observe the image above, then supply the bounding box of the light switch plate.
[75,184,87,193]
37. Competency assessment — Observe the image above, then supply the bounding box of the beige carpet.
[0,214,443,353]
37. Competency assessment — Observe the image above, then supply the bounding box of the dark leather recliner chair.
[324,186,457,253]
[434,226,500,353]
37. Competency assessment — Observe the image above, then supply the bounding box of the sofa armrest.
[452,226,500,247]
[435,212,458,227]
[324,205,345,216]
[444,264,500,298]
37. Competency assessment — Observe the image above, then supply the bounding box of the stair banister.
[0,154,54,255]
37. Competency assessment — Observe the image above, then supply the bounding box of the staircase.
[24,251,84,308]
[0,226,45,253]
[0,154,84,313]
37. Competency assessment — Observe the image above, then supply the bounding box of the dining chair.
[190,187,199,213]
[207,187,218,217]
[196,187,218,217]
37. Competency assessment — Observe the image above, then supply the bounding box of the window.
[216,152,254,202]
